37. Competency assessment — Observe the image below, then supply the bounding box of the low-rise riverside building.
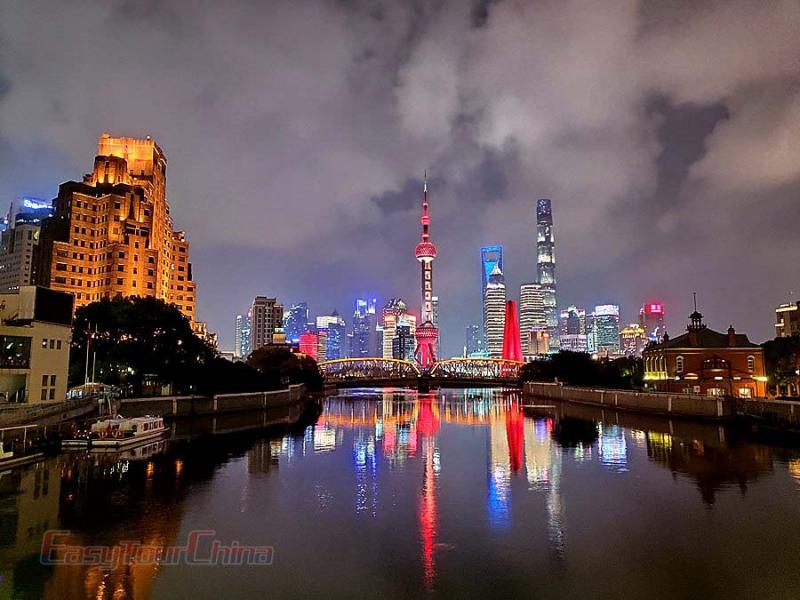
[0,286,73,403]
[643,310,766,399]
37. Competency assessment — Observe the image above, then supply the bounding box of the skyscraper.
[502,300,523,362]
[392,323,415,361]
[559,305,587,352]
[0,198,53,293]
[593,304,621,355]
[382,298,416,359]
[484,264,506,357]
[234,313,252,358]
[37,133,197,321]
[283,302,309,344]
[414,176,438,368]
[465,324,483,357]
[519,283,546,338]
[480,245,503,343]
[249,296,283,351]
[351,297,377,358]
[536,199,558,351]
[316,310,346,360]
[620,323,646,357]
[639,302,666,342]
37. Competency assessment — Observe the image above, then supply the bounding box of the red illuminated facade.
[501,300,523,362]
[298,331,318,360]
[414,175,438,369]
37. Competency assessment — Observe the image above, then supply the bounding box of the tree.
[762,336,800,396]
[247,345,323,392]
[72,297,268,396]
[520,351,643,390]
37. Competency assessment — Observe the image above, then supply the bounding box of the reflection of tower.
[487,400,511,528]
[415,175,439,369]
[505,404,524,472]
[415,394,440,590]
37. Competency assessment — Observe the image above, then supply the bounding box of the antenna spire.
[693,291,697,312]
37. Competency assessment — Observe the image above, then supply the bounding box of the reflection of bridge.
[319,357,522,388]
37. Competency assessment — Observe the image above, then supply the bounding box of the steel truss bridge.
[319,357,523,388]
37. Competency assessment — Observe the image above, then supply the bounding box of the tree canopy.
[71,297,320,396]
[520,351,643,390]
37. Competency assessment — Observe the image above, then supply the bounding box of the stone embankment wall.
[120,384,307,418]
[525,381,800,427]
[523,382,728,418]
[0,398,95,427]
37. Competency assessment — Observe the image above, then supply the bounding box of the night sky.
[1,1,798,356]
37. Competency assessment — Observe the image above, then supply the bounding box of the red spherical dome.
[415,241,437,261]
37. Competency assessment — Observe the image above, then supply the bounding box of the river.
[1,387,800,599]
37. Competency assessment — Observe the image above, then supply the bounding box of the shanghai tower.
[536,199,559,351]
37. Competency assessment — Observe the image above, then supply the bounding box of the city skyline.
[2,2,798,357]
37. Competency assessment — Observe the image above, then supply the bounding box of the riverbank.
[119,384,307,418]
[524,381,728,418]
[0,397,96,427]
[523,381,800,429]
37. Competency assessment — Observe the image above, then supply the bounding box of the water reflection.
[0,390,798,598]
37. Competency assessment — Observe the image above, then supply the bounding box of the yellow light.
[754,376,768,382]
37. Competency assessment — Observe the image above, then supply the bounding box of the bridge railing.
[319,358,420,381]
[319,357,523,382]
[429,358,523,380]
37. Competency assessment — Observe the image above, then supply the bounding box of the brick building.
[643,310,767,398]
[37,133,196,322]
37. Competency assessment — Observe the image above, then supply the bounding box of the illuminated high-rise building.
[316,310,346,360]
[480,245,503,343]
[392,323,415,361]
[351,297,377,358]
[593,304,621,355]
[414,176,438,368]
[465,324,483,357]
[249,296,283,351]
[283,302,309,344]
[299,331,318,359]
[525,325,551,358]
[519,283,546,337]
[620,323,646,357]
[37,133,197,321]
[0,198,53,293]
[536,199,558,351]
[502,300,523,362]
[639,302,666,342]
[382,298,416,359]
[484,265,506,357]
[559,305,587,352]
[234,313,252,358]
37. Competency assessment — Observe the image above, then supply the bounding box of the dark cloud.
[0,0,798,356]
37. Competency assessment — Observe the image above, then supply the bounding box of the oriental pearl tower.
[414,173,438,369]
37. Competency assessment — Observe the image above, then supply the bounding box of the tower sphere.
[415,241,437,262]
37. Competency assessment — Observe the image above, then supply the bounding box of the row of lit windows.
[40,338,63,350]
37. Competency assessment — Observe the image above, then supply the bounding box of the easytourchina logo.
[40,530,274,568]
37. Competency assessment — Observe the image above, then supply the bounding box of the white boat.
[64,416,166,449]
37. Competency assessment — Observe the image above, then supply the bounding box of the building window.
[41,374,48,387]
[747,355,755,373]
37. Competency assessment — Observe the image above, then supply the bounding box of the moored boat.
[63,415,166,449]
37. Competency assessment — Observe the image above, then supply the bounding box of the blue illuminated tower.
[480,245,503,344]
